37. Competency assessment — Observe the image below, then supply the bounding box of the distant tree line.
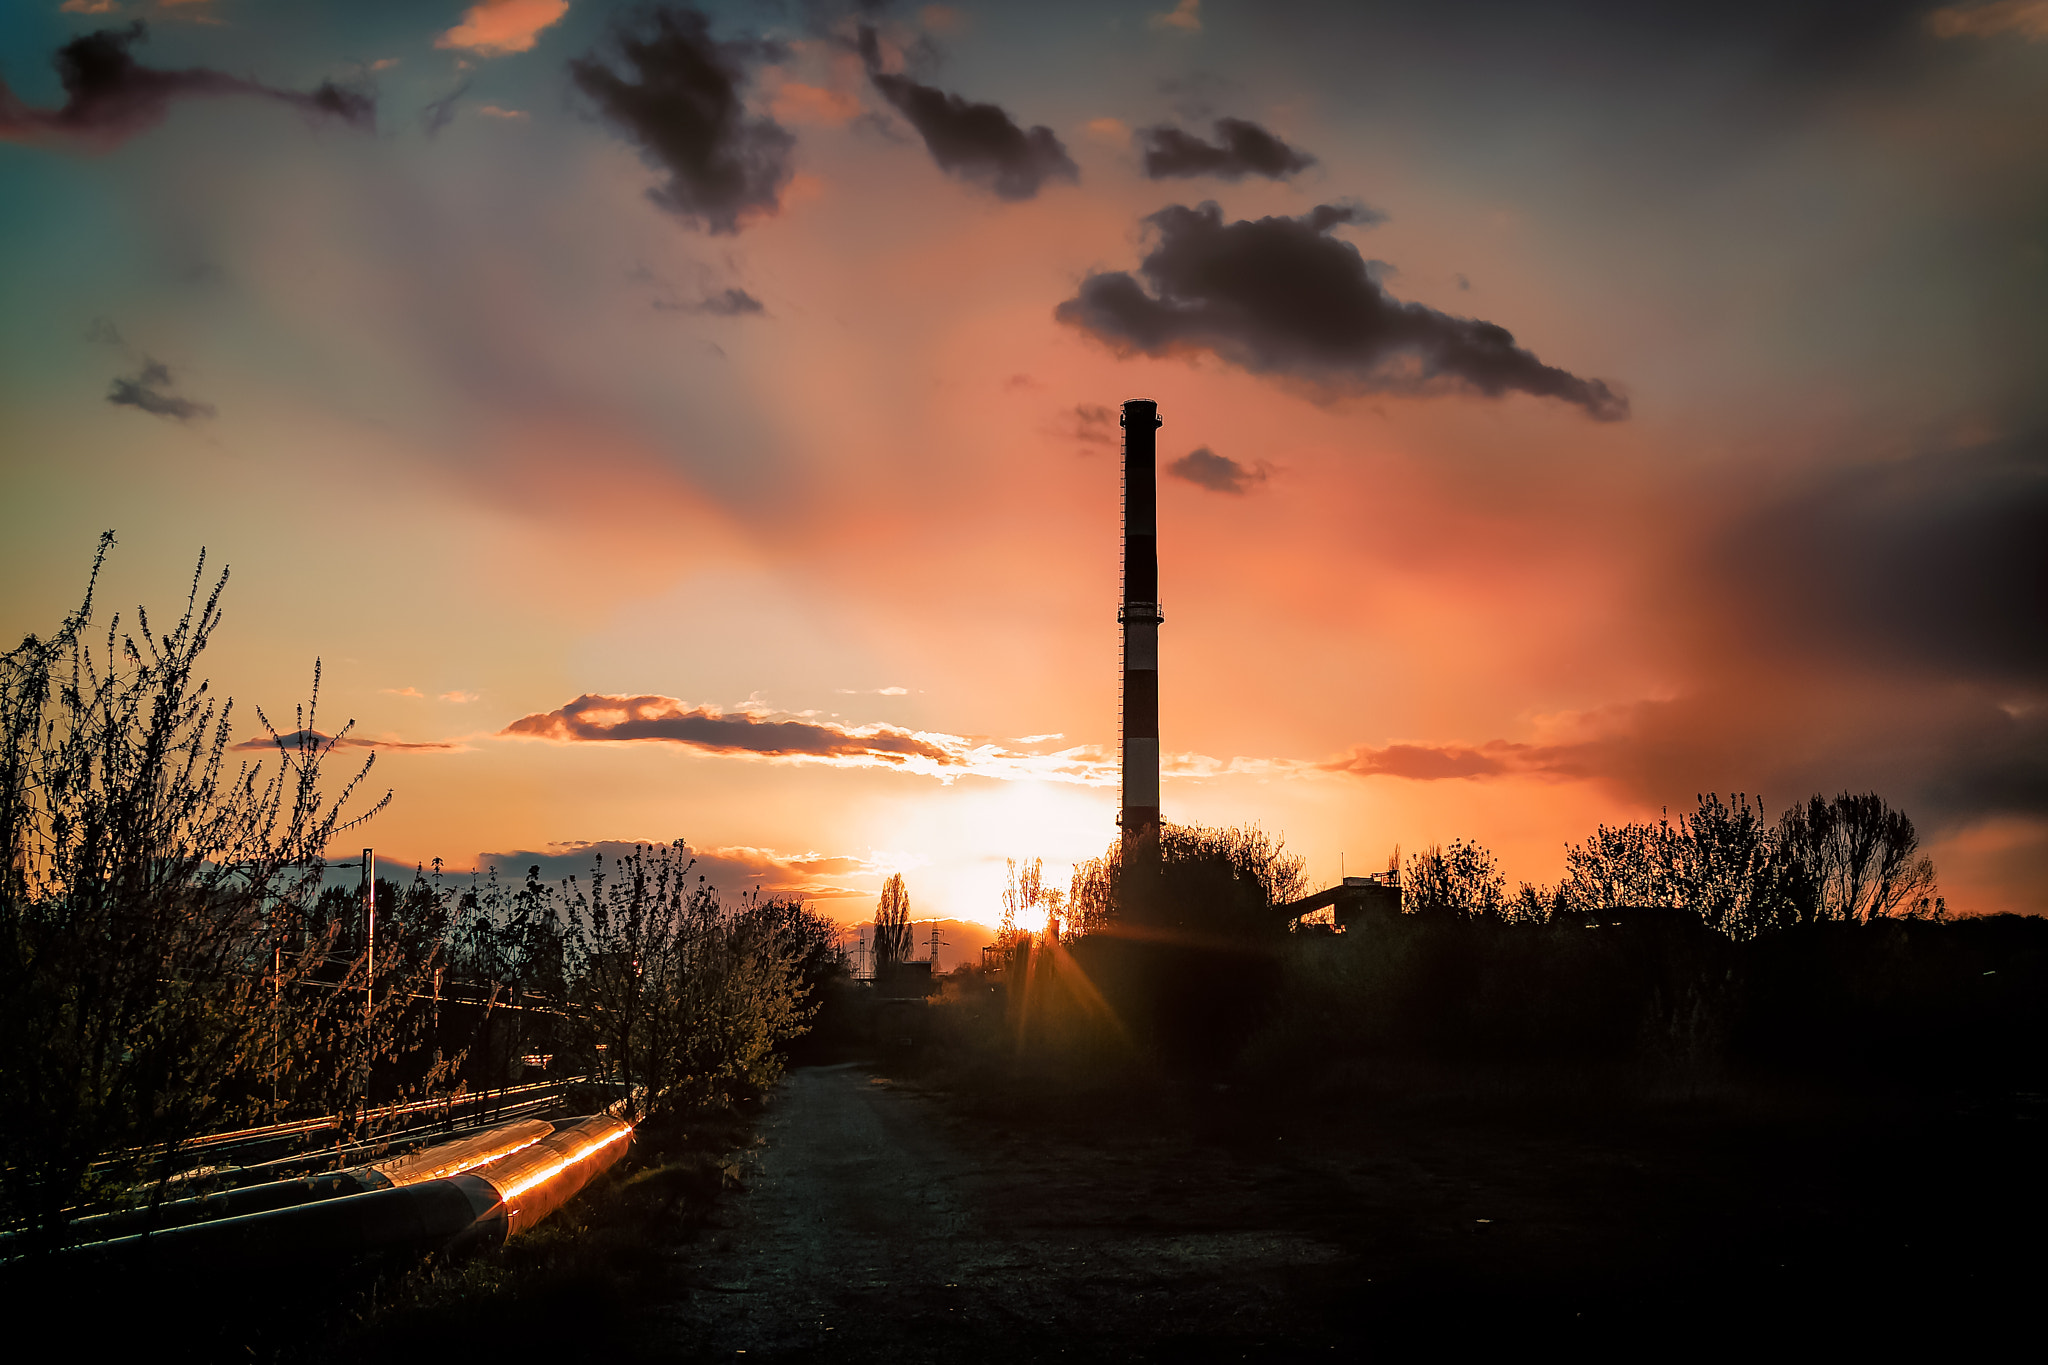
[1046,794,1947,944]
[1402,790,1945,937]
[986,798,1994,1083]
[1068,822,1307,941]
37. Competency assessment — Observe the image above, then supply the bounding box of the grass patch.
[302,1107,758,1360]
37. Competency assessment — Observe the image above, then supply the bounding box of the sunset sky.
[2,0,2042,925]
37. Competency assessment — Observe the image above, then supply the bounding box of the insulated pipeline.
[52,1115,631,1267]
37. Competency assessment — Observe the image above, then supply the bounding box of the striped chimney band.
[1120,399,1162,842]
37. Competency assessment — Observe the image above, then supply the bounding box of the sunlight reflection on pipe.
[378,1129,548,1186]
[497,1123,632,1200]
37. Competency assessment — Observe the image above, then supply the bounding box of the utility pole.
[362,847,375,1017]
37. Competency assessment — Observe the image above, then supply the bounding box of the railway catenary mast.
[1119,400,1163,873]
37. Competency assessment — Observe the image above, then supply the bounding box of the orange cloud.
[771,81,862,127]
[435,0,569,58]
[1928,1,2048,39]
[504,693,964,765]
[500,694,1321,792]
[1321,740,1569,781]
[476,838,889,902]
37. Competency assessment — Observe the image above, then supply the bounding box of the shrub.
[0,537,432,1241]
[567,844,832,1119]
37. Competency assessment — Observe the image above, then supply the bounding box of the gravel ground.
[631,1064,2045,1361]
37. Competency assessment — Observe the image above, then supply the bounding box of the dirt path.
[634,1064,2041,1360]
[648,1064,1002,1355]
[637,1064,1377,1359]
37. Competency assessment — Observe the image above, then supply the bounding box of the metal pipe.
[49,1119,555,1245]
[464,1114,634,1239]
[368,1117,554,1187]
[111,1074,580,1162]
[58,1171,507,1266]
[48,1115,632,1267]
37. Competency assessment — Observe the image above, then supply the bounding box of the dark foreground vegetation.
[861,820,2047,1353]
[0,543,834,1354]
[961,788,2035,1097]
[7,541,2042,1356]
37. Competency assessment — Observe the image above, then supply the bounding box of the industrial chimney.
[1119,400,1163,852]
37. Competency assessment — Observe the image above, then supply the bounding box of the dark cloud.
[504,693,960,765]
[1322,740,1552,782]
[1326,429,2048,890]
[857,26,1077,201]
[1718,435,2048,685]
[1324,686,2048,834]
[1138,118,1315,181]
[1585,0,1930,78]
[1168,446,1268,494]
[1068,402,1117,446]
[84,316,123,346]
[106,359,214,422]
[472,839,879,903]
[1055,202,1628,421]
[420,80,469,138]
[569,7,794,235]
[653,286,765,316]
[0,23,375,150]
[1351,2,1931,87]
[231,728,455,753]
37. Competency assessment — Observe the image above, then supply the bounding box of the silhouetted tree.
[1404,839,1506,918]
[567,844,830,1119]
[873,872,913,969]
[1070,850,1115,936]
[0,537,434,1242]
[1667,793,1779,936]
[1555,791,1940,937]
[1561,819,1679,912]
[1558,795,1775,934]
[1041,885,1066,939]
[1000,857,1046,948]
[1506,881,1567,925]
[1068,823,1306,940]
[674,891,821,1107]
[1774,791,1943,924]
